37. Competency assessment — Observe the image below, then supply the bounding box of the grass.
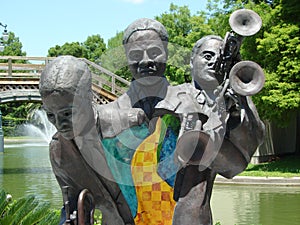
[4,136,45,141]
[4,136,33,140]
[240,154,300,178]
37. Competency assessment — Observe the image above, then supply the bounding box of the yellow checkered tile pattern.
[131,118,176,225]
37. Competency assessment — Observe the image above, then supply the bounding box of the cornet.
[216,9,265,96]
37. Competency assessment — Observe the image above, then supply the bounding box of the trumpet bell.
[229,9,262,36]
[229,61,265,96]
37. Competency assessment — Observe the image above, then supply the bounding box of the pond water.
[0,141,62,209]
[1,141,299,225]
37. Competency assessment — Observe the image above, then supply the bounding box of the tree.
[155,4,212,84]
[205,0,300,126]
[47,34,106,63]
[156,4,192,48]
[254,0,300,125]
[0,32,26,56]
[280,0,300,25]
[107,31,124,49]
[0,32,34,136]
[82,34,106,64]
[48,42,88,58]
[100,31,131,81]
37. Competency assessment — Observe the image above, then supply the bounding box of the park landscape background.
[1,0,299,141]
[0,0,299,224]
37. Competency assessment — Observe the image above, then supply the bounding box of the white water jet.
[20,109,57,144]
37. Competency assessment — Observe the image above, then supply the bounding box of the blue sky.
[1,0,208,56]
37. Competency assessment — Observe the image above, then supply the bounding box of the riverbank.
[4,137,300,186]
[215,175,300,186]
[220,154,300,185]
[4,137,47,144]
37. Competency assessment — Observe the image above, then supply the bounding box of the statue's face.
[125,30,167,85]
[42,92,75,140]
[192,39,223,90]
[42,91,93,140]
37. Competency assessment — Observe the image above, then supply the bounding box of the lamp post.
[0,22,7,151]
[0,110,3,153]
[0,22,9,52]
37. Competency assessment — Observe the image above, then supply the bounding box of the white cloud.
[122,0,145,4]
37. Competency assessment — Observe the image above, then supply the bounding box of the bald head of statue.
[123,18,168,51]
[122,18,169,84]
[39,55,94,140]
[39,55,92,101]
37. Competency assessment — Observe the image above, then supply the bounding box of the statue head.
[191,35,224,92]
[123,18,169,86]
[39,55,94,140]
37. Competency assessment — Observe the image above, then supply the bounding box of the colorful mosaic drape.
[131,117,176,225]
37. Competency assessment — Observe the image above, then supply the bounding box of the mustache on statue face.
[137,67,157,74]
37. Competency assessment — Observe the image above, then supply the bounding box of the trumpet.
[216,9,265,96]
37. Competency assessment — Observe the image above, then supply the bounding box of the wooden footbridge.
[0,56,130,104]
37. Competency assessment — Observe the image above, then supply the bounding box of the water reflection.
[0,141,61,209]
[1,141,299,224]
[212,184,300,225]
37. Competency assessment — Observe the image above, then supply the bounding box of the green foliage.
[0,189,60,225]
[156,4,192,48]
[107,31,124,49]
[48,42,88,58]
[0,32,26,56]
[205,0,300,126]
[82,35,106,64]
[280,0,300,25]
[101,1,300,126]
[254,2,300,125]
[42,0,300,127]
[187,12,214,47]
[1,0,298,129]
[165,43,191,84]
[101,32,132,81]
[155,4,212,84]
[1,102,31,119]
[0,102,39,137]
[241,155,300,177]
[2,116,26,136]
[258,23,300,75]
[47,34,106,63]
[114,66,132,82]
[94,210,103,225]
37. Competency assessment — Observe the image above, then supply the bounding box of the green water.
[211,184,300,225]
[0,141,62,209]
[1,141,300,224]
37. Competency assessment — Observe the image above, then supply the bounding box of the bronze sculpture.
[170,9,265,225]
[39,9,265,225]
[40,18,177,225]
[96,18,179,225]
[39,56,138,224]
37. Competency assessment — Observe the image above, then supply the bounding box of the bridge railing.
[0,56,130,96]
[81,58,130,96]
[0,56,54,78]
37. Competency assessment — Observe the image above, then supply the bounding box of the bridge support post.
[0,109,4,152]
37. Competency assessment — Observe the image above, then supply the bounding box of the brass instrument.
[216,9,265,96]
[62,186,95,225]
[229,60,265,96]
